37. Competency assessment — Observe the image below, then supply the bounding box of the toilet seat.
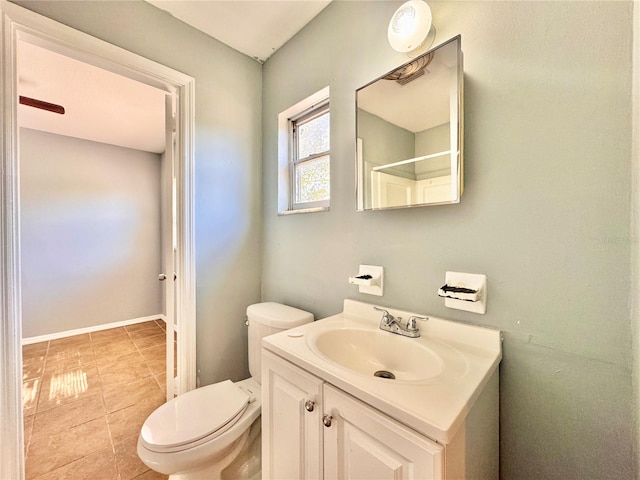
[140,380,250,453]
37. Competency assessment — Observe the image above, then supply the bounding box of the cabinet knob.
[322,414,333,427]
[304,400,315,412]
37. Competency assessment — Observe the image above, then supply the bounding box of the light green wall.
[634,2,640,474]
[415,122,450,178]
[262,1,634,478]
[12,0,264,387]
[357,108,415,173]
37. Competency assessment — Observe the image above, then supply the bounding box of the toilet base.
[221,417,261,480]
[167,417,261,480]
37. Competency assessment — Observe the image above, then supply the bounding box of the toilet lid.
[140,380,249,452]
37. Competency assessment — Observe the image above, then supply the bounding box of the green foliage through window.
[295,154,330,203]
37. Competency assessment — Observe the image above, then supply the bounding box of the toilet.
[137,302,313,479]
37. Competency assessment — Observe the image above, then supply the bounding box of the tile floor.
[22,320,170,480]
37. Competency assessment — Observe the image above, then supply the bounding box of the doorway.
[0,3,196,478]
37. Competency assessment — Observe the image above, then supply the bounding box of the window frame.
[277,86,330,215]
[289,103,330,210]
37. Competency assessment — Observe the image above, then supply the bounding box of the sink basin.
[306,324,469,384]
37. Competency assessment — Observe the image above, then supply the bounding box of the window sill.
[278,206,329,216]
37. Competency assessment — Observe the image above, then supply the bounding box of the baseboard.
[155,315,177,331]
[22,314,166,345]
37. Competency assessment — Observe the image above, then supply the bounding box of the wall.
[415,122,450,178]
[632,1,640,473]
[262,2,634,479]
[19,129,162,338]
[358,109,414,174]
[13,0,263,386]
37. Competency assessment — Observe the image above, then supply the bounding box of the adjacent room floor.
[22,320,170,480]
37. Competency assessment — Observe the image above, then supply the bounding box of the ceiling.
[146,0,332,64]
[18,40,167,153]
[357,54,453,134]
[17,1,331,153]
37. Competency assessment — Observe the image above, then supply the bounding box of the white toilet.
[137,302,313,479]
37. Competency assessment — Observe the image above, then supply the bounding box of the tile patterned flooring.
[22,320,170,480]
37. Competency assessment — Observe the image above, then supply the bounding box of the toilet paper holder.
[438,271,486,314]
[349,265,383,296]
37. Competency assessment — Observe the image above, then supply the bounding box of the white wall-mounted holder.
[349,265,384,296]
[438,271,487,314]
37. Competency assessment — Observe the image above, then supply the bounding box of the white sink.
[307,325,469,384]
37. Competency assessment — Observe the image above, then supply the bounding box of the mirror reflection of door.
[356,35,463,210]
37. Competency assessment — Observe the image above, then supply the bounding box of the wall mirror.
[356,35,463,210]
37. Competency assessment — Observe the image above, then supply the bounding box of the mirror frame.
[356,35,463,211]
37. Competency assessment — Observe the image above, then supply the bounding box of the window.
[278,87,330,214]
[291,105,330,208]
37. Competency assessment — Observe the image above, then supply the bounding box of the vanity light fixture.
[387,0,436,57]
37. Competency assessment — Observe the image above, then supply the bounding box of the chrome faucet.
[373,307,427,338]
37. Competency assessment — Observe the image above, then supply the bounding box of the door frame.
[0,2,197,478]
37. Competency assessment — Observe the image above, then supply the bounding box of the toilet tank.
[247,302,313,384]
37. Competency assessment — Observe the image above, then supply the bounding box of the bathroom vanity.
[261,299,501,480]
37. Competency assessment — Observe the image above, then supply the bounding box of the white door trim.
[0,3,196,478]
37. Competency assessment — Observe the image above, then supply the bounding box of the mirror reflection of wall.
[356,35,462,210]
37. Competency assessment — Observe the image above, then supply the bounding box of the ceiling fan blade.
[19,96,65,115]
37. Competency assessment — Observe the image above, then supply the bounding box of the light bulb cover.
[387,0,433,54]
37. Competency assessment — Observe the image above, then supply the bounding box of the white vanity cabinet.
[261,300,501,480]
[262,350,445,480]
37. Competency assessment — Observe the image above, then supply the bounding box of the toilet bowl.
[137,378,261,479]
[137,303,313,480]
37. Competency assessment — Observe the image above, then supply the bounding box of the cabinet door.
[262,350,324,480]
[323,385,444,480]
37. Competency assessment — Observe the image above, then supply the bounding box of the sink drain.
[373,370,396,380]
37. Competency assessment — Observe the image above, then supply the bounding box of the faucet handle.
[373,306,394,324]
[407,315,428,331]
